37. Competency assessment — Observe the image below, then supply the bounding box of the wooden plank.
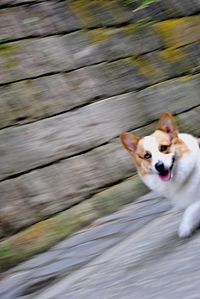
[0,142,135,232]
[0,25,163,84]
[0,105,200,233]
[0,75,199,181]
[0,60,148,129]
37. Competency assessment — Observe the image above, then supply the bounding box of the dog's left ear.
[157,112,178,138]
[120,132,140,154]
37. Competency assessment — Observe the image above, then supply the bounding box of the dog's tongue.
[159,170,171,182]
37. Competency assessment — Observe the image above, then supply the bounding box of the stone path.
[0,192,186,299]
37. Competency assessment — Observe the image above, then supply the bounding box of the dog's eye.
[144,153,152,159]
[160,145,169,152]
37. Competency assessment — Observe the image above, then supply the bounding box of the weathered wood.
[1,0,133,29]
[135,43,200,84]
[0,37,74,84]
[177,106,200,136]
[154,16,200,48]
[0,25,164,84]
[0,16,199,85]
[0,0,45,5]
[0,92,144,180]
[0,42,199,129]
[0,2,82,41]
[69,0,134,28]
[0,142,135,232]
[0,60,148,129]
[0,105,200,233]
[137,74,200,120]
[0,75,199,181]
[131,0,200,22]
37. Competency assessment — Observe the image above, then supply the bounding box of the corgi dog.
[120,112,200,238]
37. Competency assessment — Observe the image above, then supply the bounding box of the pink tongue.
[159,170,171,182]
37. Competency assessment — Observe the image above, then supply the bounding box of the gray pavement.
[2,193,200,299]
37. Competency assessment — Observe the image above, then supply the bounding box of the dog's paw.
[178,223,193,238]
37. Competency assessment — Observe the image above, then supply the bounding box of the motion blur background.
[0,0,199,270]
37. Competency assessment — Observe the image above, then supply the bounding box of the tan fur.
[152,130,171,153]
[135,140,152,176]
[120,133,145,174]
[120,112,189,175]
[173,137,189,156]
[120,135,154,176]
[157,111,178,138]
[120,132,140,157]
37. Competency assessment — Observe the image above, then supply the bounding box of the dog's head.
[120,112,187,182]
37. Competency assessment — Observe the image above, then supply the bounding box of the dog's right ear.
[120,132,140,154]
[157,112,178,138]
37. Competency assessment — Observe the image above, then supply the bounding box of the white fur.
[140,133,200,238]
[143,135,174,173]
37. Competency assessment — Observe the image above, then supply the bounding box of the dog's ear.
[157,112,178,137]
[120,132,140,153]
[197,137,200,147]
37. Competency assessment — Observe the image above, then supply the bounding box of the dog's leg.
[178,201,200,238]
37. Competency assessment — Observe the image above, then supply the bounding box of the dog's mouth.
[159,169,172,182]
[158,157,175,182]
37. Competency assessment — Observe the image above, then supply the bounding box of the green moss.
[136,17,154,25]
[179,74,199,81]
[70,0,117,27]
[70,0,99,28]
[123,0,158,8]
[0,43,13,51]
[154,16,200,47]
[70,0,132,27]
[0,243,16,271]
[160,47,184,63]
[0,243,12,258]
[139,0,159,9]
[0,42,18,70]
[0,37,8,44]
[0,43,17,57]
[122,24,137,35]
[86,28,110,44]
[133,56,162,83]
[86,22,138,45]
[24,79,33,86]
[91,175,148,215]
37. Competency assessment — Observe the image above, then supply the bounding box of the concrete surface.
[2,192,200,299]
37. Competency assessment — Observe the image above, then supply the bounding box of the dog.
[120,112,200,238]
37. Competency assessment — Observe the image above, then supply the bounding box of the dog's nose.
[155,161,165,172]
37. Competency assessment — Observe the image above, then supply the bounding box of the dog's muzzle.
[155,156,175,182]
